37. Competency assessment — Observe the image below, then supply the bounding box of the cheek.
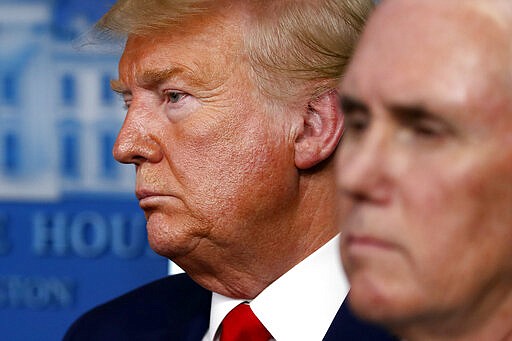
[400,157,512,297]
[171,114,295,218]
[401,166,484,263]
[400,146,498,241]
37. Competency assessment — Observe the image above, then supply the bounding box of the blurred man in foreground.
[337,0,512,340]
[64,0,397,340]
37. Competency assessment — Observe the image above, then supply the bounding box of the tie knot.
[220,303,272,341]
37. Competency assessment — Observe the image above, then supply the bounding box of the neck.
[181,167,339,299]
[396,287,512,341]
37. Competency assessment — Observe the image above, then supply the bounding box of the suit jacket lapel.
[323,297,398,340]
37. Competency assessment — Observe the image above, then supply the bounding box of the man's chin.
[348,277,427,334]
[147,227,206,264]
[349,276,398,321]
[148,237,191,260]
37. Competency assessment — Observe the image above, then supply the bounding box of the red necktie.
[220,303,273,341]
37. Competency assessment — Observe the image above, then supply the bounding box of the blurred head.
[98,0,372,298]
[337,0,512,339]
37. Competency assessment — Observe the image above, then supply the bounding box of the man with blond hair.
[64,0,397,340]
[337,0,512,340]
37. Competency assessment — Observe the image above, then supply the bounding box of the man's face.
[337,0,512,329]
[113,15,301,272]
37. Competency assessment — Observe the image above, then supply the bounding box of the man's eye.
[345,112,370,134]
[165,91,187,104]
[123,98,132,109]
[413,124,440,137]
[411,119,452,138]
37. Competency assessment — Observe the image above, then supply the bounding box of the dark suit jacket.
[63,273,397,340]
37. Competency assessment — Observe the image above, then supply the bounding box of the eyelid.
[115,92,132,109]
[161,89,200,122]
[398,113,455,138]
[410,116,455,137]
[162,89,189,104]
[163,89,186,95]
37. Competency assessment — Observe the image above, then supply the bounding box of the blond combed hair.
[97,0,373,101]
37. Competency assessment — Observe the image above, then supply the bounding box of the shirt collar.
[203,294,245,341]
[203,234,349,341]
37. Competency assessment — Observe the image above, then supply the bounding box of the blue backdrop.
[0,1,168,340]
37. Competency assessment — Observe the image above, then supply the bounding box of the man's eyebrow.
[388,103,457,133]
[390,104,437,122]
[111,79,130,94]
[110,66,212,95]
[139,66,207,89]
[340,95,369,114]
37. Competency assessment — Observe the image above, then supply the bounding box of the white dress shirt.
[202,234,349,341]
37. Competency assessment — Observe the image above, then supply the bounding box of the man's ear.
[294,90,344,170]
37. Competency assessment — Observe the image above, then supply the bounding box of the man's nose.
[112,106,163,166]
[336,129,392,204]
